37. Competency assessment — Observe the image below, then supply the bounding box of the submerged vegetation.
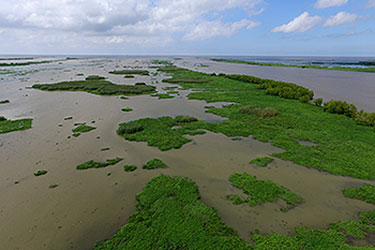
[117,116,204,151]
[109,70,149,75]
[0,117,32,134]
[94,175,251,249]
[212,58,375,73]
[155,66,375,179]
[95,175,374,249]
[228,173,303,210]
[142,159,167,170]
[32,78,155,96]
[250,157,274,167]
[343,184,375,205]
[76,158,123,170]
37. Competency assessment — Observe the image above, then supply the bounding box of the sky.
[0,0,374,56]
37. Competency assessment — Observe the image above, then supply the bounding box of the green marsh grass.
[142,159,167,170]
[124,165,137,172]
[0,99,9,104]
[121,107,133,112]
[34,170,48,176]
[109,70,149,76]
[72,124,96,133]
[76,158,123,170]
[0,118,32,134]
[250,157,274,167]
[343,184,375,205]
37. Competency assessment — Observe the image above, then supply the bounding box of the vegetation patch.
[72,124,96,133]
[94,174,251,249]
[124,165,137,172]
[124,75,134,78]
[142,159,168,170]
[109,70,149,76]
[239,106,278,118]
[0,99,9,104]
[343,184,375,205]
[100,148,110,151]
[49,184,58,189]
[212,58,375,73]
[0,118,32,134]
[228,173,303,210]
[32,79,155,96]
[76,157,123,170]
[250,157,274,167]
[85,75,105,80]
[117,116,205,151]
[156,66,375,179]
[0,60,52,67]
[121,107,133,112]
[34,170,48,176]
[152,93,174,99]
[162,76,212,84]
[174,115,198,123]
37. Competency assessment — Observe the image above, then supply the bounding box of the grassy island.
[76,158,123,170]
[109,70,149,76]
[0,117,32,134]
[32,79,155,96]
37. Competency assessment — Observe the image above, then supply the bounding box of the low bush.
[323,100,357,118]
[313,98,323,106]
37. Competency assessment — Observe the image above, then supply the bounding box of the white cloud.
[314,0,349,8]
[183,19,260,40]
[272,12,321,33]
[367,0,375,8]
[324,12,357,27]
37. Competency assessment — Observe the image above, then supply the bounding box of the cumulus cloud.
[272,12,321,33]
[367,0,375,8]
[183,19,260,40]
[314,0,349,8]
[0,0,263,50]
[324,12,357,27]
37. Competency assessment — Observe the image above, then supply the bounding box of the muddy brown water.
[177,57,375,112]
[0,57,374,249]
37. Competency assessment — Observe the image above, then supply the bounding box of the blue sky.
[0,0,374,56]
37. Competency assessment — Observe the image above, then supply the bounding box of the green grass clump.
[109,70,149,76]
[142,159,167,170]
[117,117,205,151]
[72,124,96,133]
[212,58,375,73]
[72,132,80,137]
[162,76,212,84]
[226,195,246,205]
[49,184,58,189]
[120,96,128,100]
[174,115,198,123]
[239,106,278,118]
[343,184,375,205]
[228,173,303,210]
[124,165,137,172]
[100,148,110,151]
[94,174,251,249]
[0,118,32,134]
[135,82,146,86]
[32,79,155,96]
[124,75,134,78]
[34,170,48,176]
[76,157,123,170]
[121,107,133,112]
[157,66,375,179]
[152,93,174,99]
[86,75,105,80]
[76,73,84,76]
[0,99,9,104]
[250,157,274,167]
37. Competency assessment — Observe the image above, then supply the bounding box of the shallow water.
[178,57,375,112]
[0,57,374,249]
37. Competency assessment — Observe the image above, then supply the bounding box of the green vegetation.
[76,157,123,170]
[152,93,174,99]
[0,99,9,104]
[121,107,133,112]
[226,74,314,102]
[252,210,375,249]
[32,78,155,96]
[155,66,375,179]
[151,60,172,65]
[64,116,73,120]
[313,98,323,106]
[120,96,128,100]
[34,170,48,176]
[72,132,80,137]
[343,184,375,205]
[117,116,205,151]
[212,58,375,73]
[100,148,110,151]
[174,115,198,123]
[94,174,251,249]
[142,159,167,170]
[49,184,58,189]
[162,76,212,84]
[86,75,105,80]
[72,124,96,133]
[0,118,32,134]
[76,73,84,76]
[228,173,303,210]
[239,106,278,118]
[124,165,137,172]
[109,70,149,76]
[250,157,274,167]
[135,82,146,86]
[0,60,52,67]
[124,75,134,78]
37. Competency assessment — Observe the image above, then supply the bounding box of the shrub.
[313,98,323,106]
[355,110,375,127]
[117,123,144,134]
[0,99,10,104]
[175,115,198,123]
[0,116,6,122]
[323,100,357,118]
